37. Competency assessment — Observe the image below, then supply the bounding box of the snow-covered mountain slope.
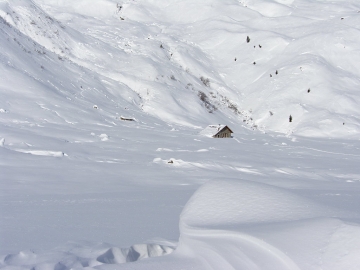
[1,0,360,136]
[1,0,360,269]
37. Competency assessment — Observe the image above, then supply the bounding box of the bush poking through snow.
[247,36,250,43]
[185,83,194,90]
[198,91,217,113]
[116,4,122,12]
[0,17,12,27]
[228,102,240,114]
[221,95,241,115]
[289,115,293,122]
[198,91,207,102]
[200,76,210,87]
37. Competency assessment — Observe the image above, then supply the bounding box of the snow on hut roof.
[200,124,231,137]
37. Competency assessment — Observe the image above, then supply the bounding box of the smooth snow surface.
[1,0,360,269]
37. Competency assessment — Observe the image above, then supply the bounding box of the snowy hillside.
[2,0,360,136]
[1,0,360,269]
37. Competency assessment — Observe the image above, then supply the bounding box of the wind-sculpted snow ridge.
[177,180,360,270]
[1,179,359,270]
[0,241,176,270]
[180,180,343,227]
[114,180,360,270]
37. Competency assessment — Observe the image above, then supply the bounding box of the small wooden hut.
[200,125,233,138]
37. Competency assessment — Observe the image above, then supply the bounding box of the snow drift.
[115,180,360,270]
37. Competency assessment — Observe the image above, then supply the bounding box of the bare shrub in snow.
[45,15,54,22]
[200,76,210,87]
[0,17,12,27]
[198,91,217,113]
[228,102,240,114]
[116,4,123,12]
[198,91,207,102]
[221,95,240,114]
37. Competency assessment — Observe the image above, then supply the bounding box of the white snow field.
[1,0,360,269]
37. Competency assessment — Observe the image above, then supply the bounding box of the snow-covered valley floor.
[1,0,360,269]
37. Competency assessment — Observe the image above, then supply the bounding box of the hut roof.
[200,125,233,137]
